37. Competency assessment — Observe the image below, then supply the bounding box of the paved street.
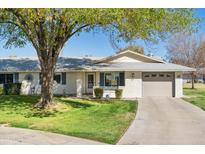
[0,126,104,145]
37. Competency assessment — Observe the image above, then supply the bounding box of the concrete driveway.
[0,126,104,145]
[118,97,205,144]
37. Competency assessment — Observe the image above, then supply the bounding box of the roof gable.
[111,56,142,63]
[96,50,165,64]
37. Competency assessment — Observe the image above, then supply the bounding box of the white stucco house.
[0,50,195,98]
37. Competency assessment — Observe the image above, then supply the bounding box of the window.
[7,74,13,83]
[105,72,119,87]
[54,74,61,84]
[159,74,164,77]
[151,74,157,77]
[144,74,150,78]
[0,74,13,84]
[166,74,171,78]
[24,74,34,82]
[0,74,5,84]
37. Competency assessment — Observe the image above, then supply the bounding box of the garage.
[142,72,174,97]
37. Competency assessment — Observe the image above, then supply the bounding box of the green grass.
[0,95,137,144]
[183,83,205,111]
[0,87,3,95]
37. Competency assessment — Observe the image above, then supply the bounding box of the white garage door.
[142,72,174,97]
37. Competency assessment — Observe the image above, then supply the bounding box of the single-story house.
[0,50,195,98]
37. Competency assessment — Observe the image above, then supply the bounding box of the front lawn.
[183,83,205,110]
[0,95,137,144]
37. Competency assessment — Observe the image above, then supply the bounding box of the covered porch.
[75,71,125,98]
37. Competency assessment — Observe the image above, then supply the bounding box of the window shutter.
[14,73,19,83]
[119,72,125,86]
[100,72,104,86]
[62,72,66,85]
[39,73,42,85]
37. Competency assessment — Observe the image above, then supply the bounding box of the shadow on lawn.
[26,98,95,118]
[59,98,93,108]
[183,87,197,90]
[24,109,58,118]
[0,95,58,118]
[0,95,35,110]
[0,95,94,118]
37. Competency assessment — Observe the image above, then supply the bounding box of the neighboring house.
[0,50,195,98]
[183,68,205,83]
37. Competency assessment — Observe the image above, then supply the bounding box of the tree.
[0,8,199,108]
[166,33,205,88]
[117,45,144,54]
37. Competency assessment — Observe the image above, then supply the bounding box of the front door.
[87,73,95,93]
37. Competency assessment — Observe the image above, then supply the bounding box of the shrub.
[0,87,4,95]
[115,89,123,99]
[94,88,103,99]
[3,83,22,95]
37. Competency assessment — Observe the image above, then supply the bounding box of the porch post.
[76,73,82,98]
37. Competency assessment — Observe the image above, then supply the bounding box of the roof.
[91,62,196,72]
[0,58,40,71]
[0,57,97,72]
[0,51,195,72]
[95,50,165,64]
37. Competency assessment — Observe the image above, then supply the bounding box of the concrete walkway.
[0,126,104,145]
[118,97,205,144]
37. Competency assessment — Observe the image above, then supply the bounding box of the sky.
[0,9,205,59]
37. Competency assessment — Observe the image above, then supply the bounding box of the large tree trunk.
[35,63,56,109]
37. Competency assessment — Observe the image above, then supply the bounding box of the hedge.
[3,83,22,95]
